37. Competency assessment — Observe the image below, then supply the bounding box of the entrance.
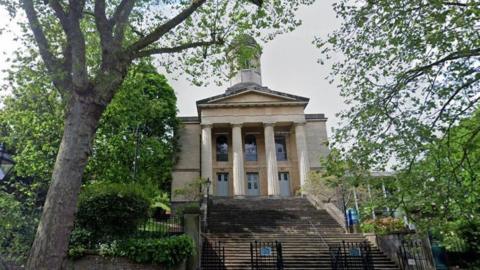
[216,173,229,196]
[247,173,260,196]
[278,172,290,196]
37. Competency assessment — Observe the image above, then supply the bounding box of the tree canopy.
[1,61,179,202]
[318,0,480,249]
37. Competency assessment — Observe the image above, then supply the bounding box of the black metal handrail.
[202,240,225,270]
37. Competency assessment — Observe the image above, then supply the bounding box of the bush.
[117,235,194,266]
[0,191,38,263]
[361,217,406,235]
[176,202,201,216]
[76,182,150,240]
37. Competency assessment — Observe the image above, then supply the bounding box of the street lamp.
[205,177,212,198]
[0,143,15,181]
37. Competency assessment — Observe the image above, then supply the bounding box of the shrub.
[0,191,38,263]
[117,235,194,266]
[176,202,201,216]
[76,182,150,240]
[361,217,406,235]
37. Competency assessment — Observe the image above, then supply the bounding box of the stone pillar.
[264,123,280,196]
[201,124,213,194]
[295,122,310,189]
[232,124,245,196]
[184,213,200,270]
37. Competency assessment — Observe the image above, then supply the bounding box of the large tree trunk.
[26,93,105,270]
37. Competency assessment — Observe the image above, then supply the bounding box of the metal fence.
[202,240,225,270]
[135,216,184,238]
[376,233,435,270]
[250,241,284,270]
[396,238,434,270]
[329,240,374,270]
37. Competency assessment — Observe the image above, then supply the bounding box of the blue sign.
[347,208,359,226]
[260,246,272,256]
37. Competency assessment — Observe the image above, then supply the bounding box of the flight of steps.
[201,197,398,270]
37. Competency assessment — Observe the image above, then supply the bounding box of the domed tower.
[226,34,263,86]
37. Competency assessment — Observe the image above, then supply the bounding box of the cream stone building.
[172,38,329,201]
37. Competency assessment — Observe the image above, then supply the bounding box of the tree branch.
[133,40,223,59]
[94,0,114,50]
[112,0,136,44]
[67,0,89,91]
[126,0,207,56]
[408,48,480,75]
[430,76,480,129]
[22,0,71,92]
[48,1,69,30]
[442,1,469,7]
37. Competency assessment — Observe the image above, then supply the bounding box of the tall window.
[244,135,257,161]
[275,136,287,161]
[216,135,228,162]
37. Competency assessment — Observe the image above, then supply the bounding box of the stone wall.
[66,256,186,270]
[305,120,329,169]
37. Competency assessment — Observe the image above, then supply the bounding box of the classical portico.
[171,36,329,201]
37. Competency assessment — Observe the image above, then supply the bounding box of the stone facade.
[172,82,329,201]
[172,43,329,201]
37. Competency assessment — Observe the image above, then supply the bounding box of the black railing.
[135,216,183,238]
[202,240,225,270]
[396,239,434,270]
[330,240,374,270]
[250,240,284,270]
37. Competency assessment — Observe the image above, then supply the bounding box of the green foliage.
[360,217,406,235]
[117,235,194,267]
[0,61,179,205]
[173,177,208,202]
[86,63,180,188]
[76,182,150,240]
[0,191,38,263]
[318,0,480,251]
[176,203,201,216]
[69,235,194,267]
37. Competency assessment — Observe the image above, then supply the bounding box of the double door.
[247,173,260,196]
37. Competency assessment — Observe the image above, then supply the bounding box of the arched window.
[245,135,257,161]
[216,135,228,162]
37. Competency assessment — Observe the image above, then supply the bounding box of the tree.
[0,61,179,262]
[318,0,479,168]
[318,0,479,247]
[1,61,178,199]
[0,0,314,268]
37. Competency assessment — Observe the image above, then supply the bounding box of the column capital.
[201,124,212,129]
[294,121,306,127]
[263,122,275,127]
[231,123,243,128]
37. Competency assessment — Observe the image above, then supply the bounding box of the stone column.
[295,122,310,189]
[264,123,280,196]
[232,124,245,196]
[201,124,213,194]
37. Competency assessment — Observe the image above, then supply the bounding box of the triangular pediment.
[208,90,297,104]
[197,84,309,108]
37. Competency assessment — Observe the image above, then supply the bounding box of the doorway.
[216,173,229,196]
[278,172,290,196]
[246,173,260,196]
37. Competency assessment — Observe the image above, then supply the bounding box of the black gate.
[397,239,434,270]
[202,240,226,270]
[330,241,374,270]
[250,241,284,270]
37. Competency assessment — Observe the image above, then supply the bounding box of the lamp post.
[0,143,15,181]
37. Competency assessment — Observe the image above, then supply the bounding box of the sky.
[0,1,346,134]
